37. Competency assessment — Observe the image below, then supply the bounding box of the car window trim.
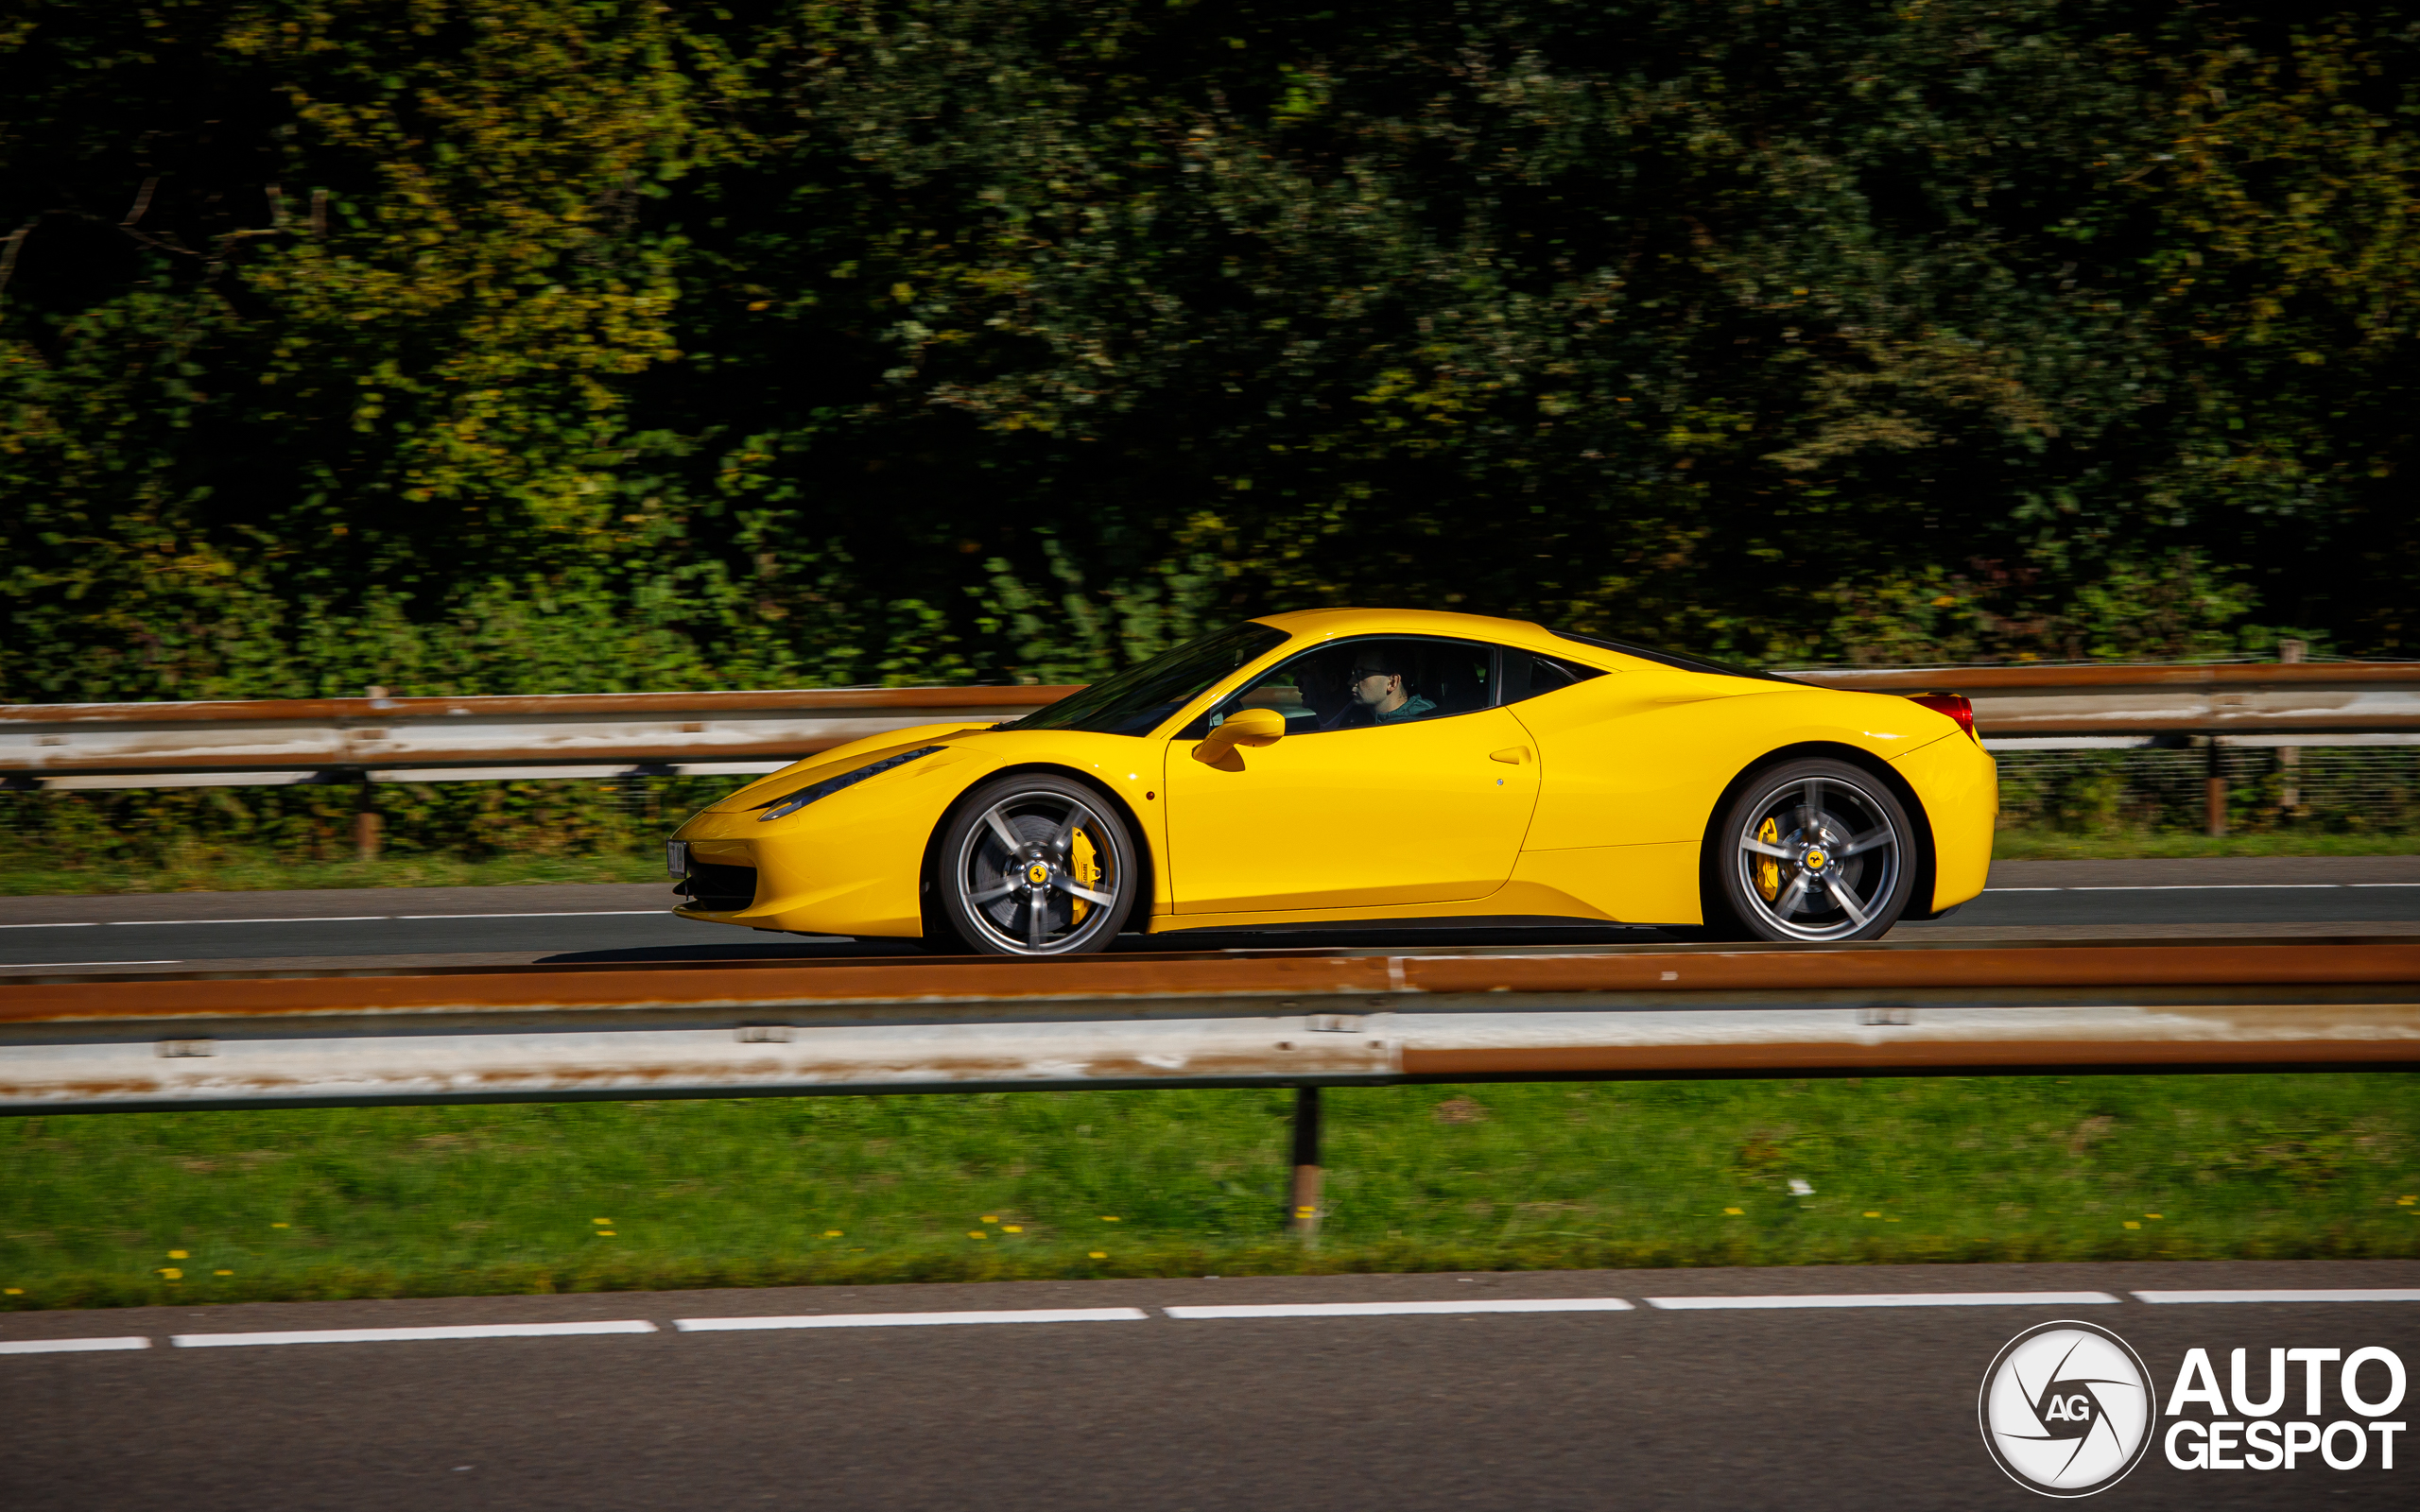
[1176,633,1507,740]
[1500,645,1613,705]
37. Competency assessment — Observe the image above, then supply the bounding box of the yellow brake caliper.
[1070,829,1099,924]
[1754,816,1781,902]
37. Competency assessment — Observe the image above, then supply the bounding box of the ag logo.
[1979,1320,2156,1497]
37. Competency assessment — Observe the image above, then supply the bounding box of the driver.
[1333,647,1436,727]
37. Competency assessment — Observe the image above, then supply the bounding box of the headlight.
[753,746,945,822]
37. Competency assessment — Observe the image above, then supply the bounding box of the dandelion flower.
[596,1230,616,1237]
[1099,1215,1119,1223]
[1003,1225,1023,1233]
[158,1267,182,1279]
[271,1223,289,1228]
[967,1231,987,1240]
[216,1270,233,1276]
[1862,1211,1881,1218]
[167,1250,188,1260]
[2147,1212,2163,1220]
[2123,1221,2140,1229]
[1089,1252,1108,1260]
[824,1230,843,1238]
[593,1218,614,1226]
[1722,1208,1742,1216]
[981,1215,999,1224]
[4,1288,22,1296]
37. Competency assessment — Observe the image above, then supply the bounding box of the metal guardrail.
[3,662,2414,790]
[0,686,1057,790]
[5,942,2415,1115]
[1790,662,2420,745]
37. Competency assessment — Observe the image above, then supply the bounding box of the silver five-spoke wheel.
[1716,759,1916,943]
[935,774,1137,955]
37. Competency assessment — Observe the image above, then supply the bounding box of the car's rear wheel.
[1712,758,1916,943]
[934,774,1138,956]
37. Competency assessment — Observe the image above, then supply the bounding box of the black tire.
[1711,758,1917,943]
[933,773,1139,956]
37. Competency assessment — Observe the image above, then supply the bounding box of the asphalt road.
[4,1260,2413,1510]
[5,856,2419,973]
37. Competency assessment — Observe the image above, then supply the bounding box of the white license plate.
[666,840,689,878]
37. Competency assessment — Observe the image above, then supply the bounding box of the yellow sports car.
[668,609,1996,954]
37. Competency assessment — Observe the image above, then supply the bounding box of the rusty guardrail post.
[1288,1086,1322,1240]
[2279,640,2305,817]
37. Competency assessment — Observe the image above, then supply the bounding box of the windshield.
[1006,622,1289,737]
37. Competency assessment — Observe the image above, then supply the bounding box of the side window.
[1502,649,1608,705]
[1195,637,1497,735]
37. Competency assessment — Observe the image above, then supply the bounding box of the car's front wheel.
[933,774,1139,955]
[1711,758,1917,943]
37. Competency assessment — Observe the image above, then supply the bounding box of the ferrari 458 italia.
[667,609,1996,954]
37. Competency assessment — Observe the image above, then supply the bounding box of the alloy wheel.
[1726,765,1909,942]
[946,782,1132,955]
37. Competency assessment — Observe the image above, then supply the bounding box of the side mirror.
[1190,706,1286,769]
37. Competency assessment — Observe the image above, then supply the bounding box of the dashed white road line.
[397,911,671,920]
[1166,1298,1634,1319]
[0,1336,151,1355]
[0,910,669,931]
[675,1308,1149,1332]
[2133,1288,2420,1305]
[171,1320,660,1348]
[1645,1291,2121,1310]
[14,1286,2420,1360]
[108,916,390,927]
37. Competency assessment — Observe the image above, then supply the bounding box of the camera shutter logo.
[1979,1320,2156,1497]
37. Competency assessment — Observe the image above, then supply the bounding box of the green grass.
[5,1074,2414,1310]
[0,850,665,897]
[1991,827,2420,861]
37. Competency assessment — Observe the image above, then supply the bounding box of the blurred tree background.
[6,0,2416,703]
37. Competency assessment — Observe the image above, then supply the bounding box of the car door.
[1160,636,1542,914]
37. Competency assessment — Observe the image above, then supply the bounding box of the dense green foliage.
[7,1,2416,701]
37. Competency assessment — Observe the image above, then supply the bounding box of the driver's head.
[1346,648,1409,710]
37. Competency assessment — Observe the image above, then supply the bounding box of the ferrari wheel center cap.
[1803,848,1828,872]
[1026,861,1052,886]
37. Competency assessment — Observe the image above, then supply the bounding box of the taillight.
[1907,692,1977,741]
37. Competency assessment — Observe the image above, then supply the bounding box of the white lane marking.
[0,1336,152,1355]
[2133,1288,2420,1305]
[171,1320,658,1348]
[0,961,181,970]
[3,910,669,931]
[675,1308,1149,1332]
[1166,1298,1634,1319]
[108,917,389,927]
[397,910,668,919]
[1646,1291,2122,1310]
